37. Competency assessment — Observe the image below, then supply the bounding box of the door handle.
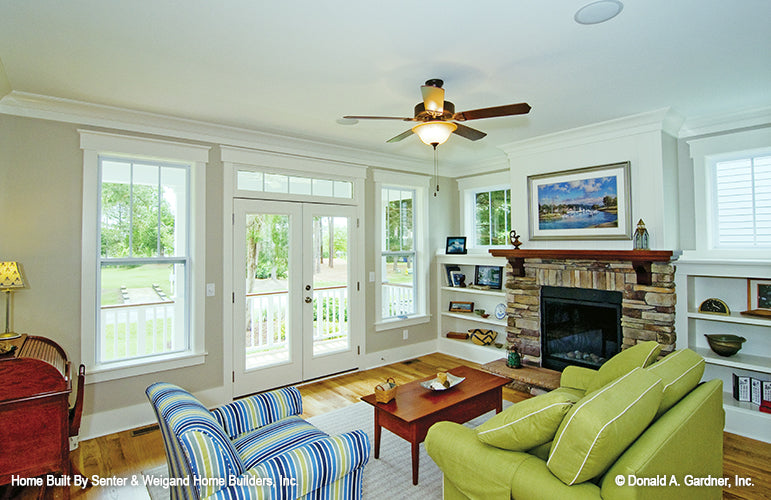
[305,296,312,303]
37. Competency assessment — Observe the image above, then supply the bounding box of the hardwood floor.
[3,352,768,499]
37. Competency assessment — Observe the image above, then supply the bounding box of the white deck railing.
[245,286,349,352]
[382,283,414,318]
[100,301,177,361]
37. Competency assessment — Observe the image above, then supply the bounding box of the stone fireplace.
[490,250,677,368]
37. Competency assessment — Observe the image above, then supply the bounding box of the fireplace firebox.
[541,286,622,371]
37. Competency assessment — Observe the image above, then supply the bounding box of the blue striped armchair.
[146,383,370,500]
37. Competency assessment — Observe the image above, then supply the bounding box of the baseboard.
[361,339,439,370]
[724,406,771,443]
[79,385,228,440]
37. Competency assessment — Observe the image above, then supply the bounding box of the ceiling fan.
[343,78,531,147]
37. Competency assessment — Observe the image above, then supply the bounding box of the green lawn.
[101,264,173,305]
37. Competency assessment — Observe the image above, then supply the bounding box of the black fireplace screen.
[541,286,622,371]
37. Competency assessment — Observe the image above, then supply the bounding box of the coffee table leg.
[411,441,419,485]
[374,410,381,459]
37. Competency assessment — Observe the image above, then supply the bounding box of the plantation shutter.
[714,155,771,247]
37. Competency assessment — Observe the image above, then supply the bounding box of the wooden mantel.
[489,249,678,286]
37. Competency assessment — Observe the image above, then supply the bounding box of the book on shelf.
[733,374,751,402]
[763,381,771,402]
[751,378,763,405]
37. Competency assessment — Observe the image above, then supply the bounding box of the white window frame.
[80,130,210,383]
[688,127,771,259]
[373,170,430,331]
[458,171,512,249]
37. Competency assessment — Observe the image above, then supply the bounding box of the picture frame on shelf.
[450,271,466,288]
[449,301,474,313]
[445,236,467,254]
[444,265,460,286]
[527,161,632,241]
[474,265,502,289]
[745,278,771,317]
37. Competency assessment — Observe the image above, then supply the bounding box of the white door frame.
[221,147,366,401]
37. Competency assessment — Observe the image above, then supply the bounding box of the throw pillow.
[476,390,578,451]
[547,367,663,485]
[586,340,662,393]
[646,348,705,418]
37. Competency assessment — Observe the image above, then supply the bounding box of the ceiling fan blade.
[453,102,531,121]
[386,129,415,143]
[343,115,415,121]
[452,123,487,141]
[421,84,445,116]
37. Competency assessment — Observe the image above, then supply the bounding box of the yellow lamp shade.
[0,262,25,289]
[412,121,457,146]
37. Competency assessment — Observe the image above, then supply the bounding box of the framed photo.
[449,301,474,313]
[444,265,460,286]
[748,278,771,312]
[449,271,466,287]
[445,236,467,254]
[527,162,632,240]
[474,265,502,289]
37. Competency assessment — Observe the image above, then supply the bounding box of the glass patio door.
[233,199,358,396]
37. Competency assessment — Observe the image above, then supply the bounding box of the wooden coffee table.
[361,365,509,485]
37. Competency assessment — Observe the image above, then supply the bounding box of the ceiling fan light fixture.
[412,121,457,146]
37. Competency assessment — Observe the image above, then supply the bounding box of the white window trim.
[458,171,511,249]
[80,130,210,383]
[687,127,771,260]
[373,170,430,331]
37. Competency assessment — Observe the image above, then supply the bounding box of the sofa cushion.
[547,367,663,485]
[586,340,662,393]
[476,391,578,451]
[233,415,329,469]
[645,348,705,417]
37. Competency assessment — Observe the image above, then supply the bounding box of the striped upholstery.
[208,430,370,500]
[211,386,302,439]
[234,415,328,469]
[147,383,370,500]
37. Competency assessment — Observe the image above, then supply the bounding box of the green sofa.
[426,342,725,500]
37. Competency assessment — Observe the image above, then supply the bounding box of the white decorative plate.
[420,373,465,391]
[494,303,507,320]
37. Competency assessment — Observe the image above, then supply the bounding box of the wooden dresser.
[0,334,72,496]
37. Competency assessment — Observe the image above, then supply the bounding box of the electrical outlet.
[403,329,409,340]
[206,283,215,297]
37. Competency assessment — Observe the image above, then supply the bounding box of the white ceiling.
[1,1,770,170]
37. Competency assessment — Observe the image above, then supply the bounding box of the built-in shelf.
[687,310,771,327]
[693,347,771,373]
[441,312,507,327]
[440,286,505,297]
[722,392,770,419]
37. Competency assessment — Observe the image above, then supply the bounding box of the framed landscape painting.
[527,162,632,240]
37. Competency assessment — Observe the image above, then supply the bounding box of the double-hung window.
[374,170,429,330]
[80,131,208,382]
[458,172,512,248]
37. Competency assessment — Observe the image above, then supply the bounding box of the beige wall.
[0,114,224,424]
[0,112,460,434]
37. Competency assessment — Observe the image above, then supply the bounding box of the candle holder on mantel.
[633,219,649,250]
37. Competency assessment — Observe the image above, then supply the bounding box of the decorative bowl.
[420,373,465,391]
[704,334,746,357]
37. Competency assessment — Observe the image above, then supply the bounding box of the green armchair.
[426,342,725,500]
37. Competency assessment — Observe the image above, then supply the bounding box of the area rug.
[144,400,511,499]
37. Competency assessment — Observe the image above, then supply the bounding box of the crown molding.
[679,106,771,138]
[0,91,430,173]
[499,108,684,158]
[438,153,508,178]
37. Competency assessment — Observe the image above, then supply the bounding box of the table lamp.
[0,261,25,340]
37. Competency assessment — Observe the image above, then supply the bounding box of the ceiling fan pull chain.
[433,143,439,196]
